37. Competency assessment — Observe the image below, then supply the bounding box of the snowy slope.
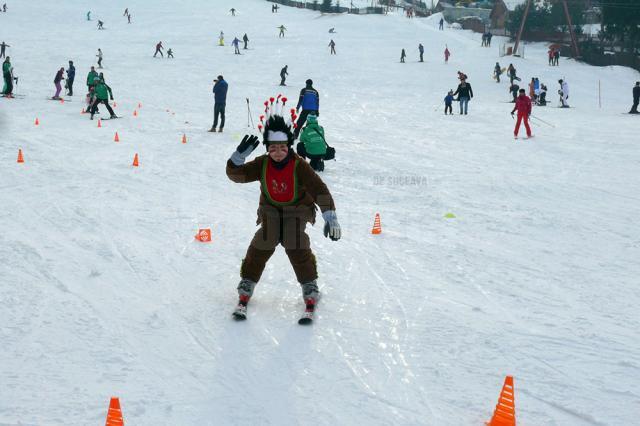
[1,0,640,425]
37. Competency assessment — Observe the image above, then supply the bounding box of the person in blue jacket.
[294,79,319,139]
[210,75,228,132]
[444,90,454,115]
[66,60,75,96]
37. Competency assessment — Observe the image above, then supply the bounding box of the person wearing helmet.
[297,114,334,172]
[226,104,341,323]
[294,79,319,139]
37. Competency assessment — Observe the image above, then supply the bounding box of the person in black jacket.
[630,82,640,114]
[66,60,76,96]
[453,80,473,115]
[280,65,288,86]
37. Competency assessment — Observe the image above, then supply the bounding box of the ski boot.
[233,279,257,320]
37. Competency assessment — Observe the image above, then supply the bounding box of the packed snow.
[1,0,639,425]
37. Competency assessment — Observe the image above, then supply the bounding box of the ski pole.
[246,98,255,128]
[530,114,555,128]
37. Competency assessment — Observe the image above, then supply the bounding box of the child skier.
[511,88,532,139]
[444,90,454,115]
[297,114,335,172]
[226,100,341,324]
[52,67,65,99]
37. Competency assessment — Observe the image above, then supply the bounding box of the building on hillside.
[490,0,527,29]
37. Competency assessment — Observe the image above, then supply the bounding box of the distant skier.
[167,48,174,58]
[295,79,320,139]
[328,39,336,55]
[97,20,104,30]
[444,90,454,115]
[329,28,336,33]
[418,43,424,62]
[509,82,519,103]
[96,48,103,68]
[154,41,164,57]
[481,33,488,47]
[2,3,6,12]
[2,57,14,96]
[86,11,91,21]
[127,14,131,24]
[0,41,9,59]
[400,48,406,63]
[66,60,75,96]
[629,81,640,114]
[548,47,554,66]
[453,79,473,115]
[511,88,532,139]
[487,32,493,47]
[89,76,117,120]
[123,8,128,16]
[444,46,450,63]
[210,75,228,132]
[86,66,98,90]
[232,37,241,54]
[538,83,547,106]
[558,79,569,107]
[243,33,249,49]
[219,31,225,46]
[554,49,560,66]
[507,64,520,84]
[226,114,340,323]
[230,8,236,16]
[52,68,65,99]
[494,62,502,83]
[439,17,444,30]
[280,65,288,86]
[278,25,286,38]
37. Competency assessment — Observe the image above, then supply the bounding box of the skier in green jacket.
[89,76,116,120]
[296,115,334,172]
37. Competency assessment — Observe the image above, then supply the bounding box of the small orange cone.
[60,98,65,104]
[114,132,120,142]
[132,153,139,167]
[17,149,24,163]
[487,376,516,426]
[133,110,138,117]
[181,134,187,144]
[105,397,124,426]
[34,118,39,126]
[97,119,102,128]
[81,108,86,114]
[113,101,117,108]
[195,228,212,242]
[371,213,382,235]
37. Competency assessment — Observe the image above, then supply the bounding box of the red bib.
[261,157,299,205]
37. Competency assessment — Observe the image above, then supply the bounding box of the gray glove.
[322,210,341,241]
[230,135,260,166]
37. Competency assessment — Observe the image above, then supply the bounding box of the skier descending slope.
[226,100,341,324]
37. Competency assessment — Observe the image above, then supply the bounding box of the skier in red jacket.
[511,89,532,139]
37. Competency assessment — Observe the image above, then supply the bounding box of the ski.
[48,97,72,101]
[232,304,247,321]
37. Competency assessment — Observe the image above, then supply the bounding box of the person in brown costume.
[226,104,341,323]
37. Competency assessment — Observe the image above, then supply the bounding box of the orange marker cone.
[17,149,24,163]
[181,134,187,144]
[34,118,39,126]
[133,110,138,117]
[113,101,117,108]
[132,153,139,167]
[371,213,382,235]
[81,108,86,114]
[97,119,102,128]
[114,132,120,142]
[195,228,212,242]
[487,376,516,426]
[105,397,124,426]
[60,98,64,104]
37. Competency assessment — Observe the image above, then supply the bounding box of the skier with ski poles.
[52,67,65,99]
[226,102,340,324]
[511,88,532,139]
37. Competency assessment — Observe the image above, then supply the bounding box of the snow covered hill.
[1,0,639,424]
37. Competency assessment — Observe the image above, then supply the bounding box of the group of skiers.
[481,32,493,47]
[153,42,174,58]
[548,47,560,66]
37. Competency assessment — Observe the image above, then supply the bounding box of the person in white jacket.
[558,79,569,107]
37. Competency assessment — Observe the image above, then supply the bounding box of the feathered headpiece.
[257,94,296,147]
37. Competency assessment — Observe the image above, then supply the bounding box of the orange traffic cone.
[487,376,516,426]
[60,98,65,104]
[17,149,24,163]
[132,153,139,167]
[105,397,124,426]
[81,108,86,114]
[97,119,102,128]
[133,110,138,117]
[34,118,40,126]
[113,101,117,108]
[114,132,120,142]
[371,213,382,235]
[195,228,212,242]
[181,134,187,144]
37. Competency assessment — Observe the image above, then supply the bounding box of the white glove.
[322,210,341,241]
